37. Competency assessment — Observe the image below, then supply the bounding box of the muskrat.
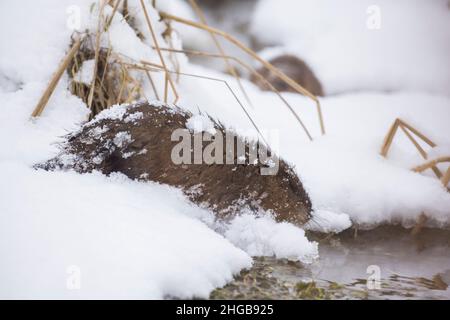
[37,101,312,226]
[252,54,324,97]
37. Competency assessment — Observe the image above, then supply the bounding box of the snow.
[250,0,450,96]
[0,164,251,299]
[305,209,352,234]
[113,131,133,148]
[1,0,449,299]
[177,69,450,229]
[73,59,96,85]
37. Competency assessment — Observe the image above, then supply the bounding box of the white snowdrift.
[224,213,318,263]
[250,0,450,96]
[0,163,251,299]
[0,1,319,299]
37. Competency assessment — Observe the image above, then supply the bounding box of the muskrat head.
[254,161,313,226]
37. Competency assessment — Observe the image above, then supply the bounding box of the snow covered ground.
[0,0,449,299]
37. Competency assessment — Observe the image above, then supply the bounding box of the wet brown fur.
[38,102,312,226]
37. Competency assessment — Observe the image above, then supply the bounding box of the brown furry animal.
[38,101,312,226]
[252,54,324,96]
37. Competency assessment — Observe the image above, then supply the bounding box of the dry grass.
[381,118,449,190]
[31,0,325,141]
[28,1,449,238]
[158,11,325,136]
[121,59,270,146]
[412,156,450,190]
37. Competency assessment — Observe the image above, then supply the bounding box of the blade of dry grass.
[399,124,442,178]
[31,37,82,118]
[412,156,450,173]
[145,70,160,100]
[381,118,443,179]
[87,1,107,109]
[380,118,400,157]
[441,166,450,188]
[411,212,427,236]
[105,0,122,30]
[399,125,428,159]
[400,119,436,148]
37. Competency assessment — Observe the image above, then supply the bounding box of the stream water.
[210,227,450,299]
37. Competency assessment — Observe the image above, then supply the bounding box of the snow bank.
[250,0,450,96]
[224,213,318,264]
[0,163,251,299]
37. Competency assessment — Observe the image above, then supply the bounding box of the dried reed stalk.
[87,1,107,109]
[412,156,450,173]
[161,21,181,83]
[411,212,427,236]
[158,11,325,135]
[105,0,122,30]
[145,70,160,100]
[412,156,450,189]
[122,60,269,146]
[380,118,442,179]
[380,118,400,157]
[31,37,82,118]
[139,0,178,104]
[187,0,253,107]
[154,46,313,141]
[400,119,436,148]
[441,167,450,187]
